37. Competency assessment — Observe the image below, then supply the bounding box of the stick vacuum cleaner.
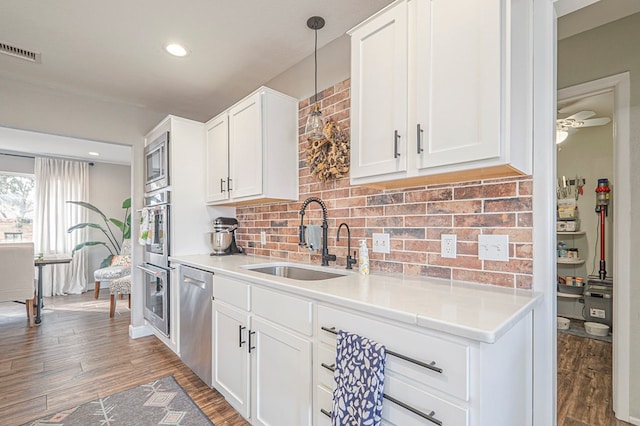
[594,178,611,280]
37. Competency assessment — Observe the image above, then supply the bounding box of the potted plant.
[67,198,131,268]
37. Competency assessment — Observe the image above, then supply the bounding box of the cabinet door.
[205,114,230,203]
[229,92,263,200]
[213,301,250,418]
[350,1,408,179]
[414,0,501,170]
[250,316,312,426]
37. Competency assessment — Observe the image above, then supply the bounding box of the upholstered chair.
[0,242,36,324]
[94,239,131,298]
[109,274,131,318]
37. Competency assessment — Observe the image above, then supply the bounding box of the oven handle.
[136,265,162,276]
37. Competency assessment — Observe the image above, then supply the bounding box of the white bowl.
[557,317,570,330]
[584,321,610,337]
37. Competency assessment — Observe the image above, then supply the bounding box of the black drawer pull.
[320,408,332,418]
[238,325,246,347]
[248,330,256,353]
[394,130,401,158]
[384,394,442,426]
[321,362,335,372]
[320,326,443,374]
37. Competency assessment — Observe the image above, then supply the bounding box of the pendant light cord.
[314,25,318,105]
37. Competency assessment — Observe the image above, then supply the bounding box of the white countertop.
[169,254,542,343]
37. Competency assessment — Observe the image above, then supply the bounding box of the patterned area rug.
[23,376,213,426]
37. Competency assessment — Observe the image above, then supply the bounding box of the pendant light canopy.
[305,16,325,140]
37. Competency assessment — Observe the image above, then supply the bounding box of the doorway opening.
[556,73,631,422]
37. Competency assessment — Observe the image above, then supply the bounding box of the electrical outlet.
[260,231,267,245]
[478,235,509,261]
[372,233,390,253]
[441,234,457,258]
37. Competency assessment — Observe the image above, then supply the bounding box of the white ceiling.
[0,0,394,122]
[0,0,637,164]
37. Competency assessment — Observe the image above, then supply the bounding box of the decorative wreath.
[305,120,350,182]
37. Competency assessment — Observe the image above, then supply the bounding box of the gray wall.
[558,12,640,418]
[87,162,132,284]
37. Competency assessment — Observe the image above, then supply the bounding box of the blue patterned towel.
[331,330,387,426]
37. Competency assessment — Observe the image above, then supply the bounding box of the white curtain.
[34,158,89,296]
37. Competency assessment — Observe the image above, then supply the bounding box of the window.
[0,172,35,241]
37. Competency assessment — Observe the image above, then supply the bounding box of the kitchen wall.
[235,78,534,289]
[86,162,131,282]
[558,11,640,419]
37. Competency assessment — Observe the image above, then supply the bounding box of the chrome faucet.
[337,223,357,270]
[298,197,336,266]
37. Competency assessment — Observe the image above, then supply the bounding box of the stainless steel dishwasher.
[179,265,213,387]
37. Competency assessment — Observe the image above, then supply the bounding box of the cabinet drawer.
[214,275,250,311]
[315,385,333,426]
[252,286,313,336]
[317,305,469,401]
[317,343,336,390]
[315,375,468,426]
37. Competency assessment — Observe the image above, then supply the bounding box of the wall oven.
[144,131,170,193]
[143,202,170,266]
[138,187,171,337]
[138,263,169,336]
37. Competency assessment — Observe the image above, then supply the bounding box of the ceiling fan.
[556,110,611,144]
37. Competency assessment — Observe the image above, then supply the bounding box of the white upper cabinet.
[349,0,532,188]
[205,87,299,206]
[205,114,229,203]
[350,0,408,178]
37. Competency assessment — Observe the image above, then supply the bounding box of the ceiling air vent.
[0,42,41,63]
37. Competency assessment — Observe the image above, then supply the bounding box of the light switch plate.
[372,233,390,253]
[260,231,267,245]
[478,235,509,261]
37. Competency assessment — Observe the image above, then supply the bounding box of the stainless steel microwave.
[144,131,170,192]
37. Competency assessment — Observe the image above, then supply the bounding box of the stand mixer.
[208,217,243,255]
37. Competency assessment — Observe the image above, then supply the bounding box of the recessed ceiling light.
[164,43,190,57]
[88,151,100,156]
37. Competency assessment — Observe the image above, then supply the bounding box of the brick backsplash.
[235,79,533,289]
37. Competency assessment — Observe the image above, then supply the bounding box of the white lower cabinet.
[212,275,313,426]
[211,274,532,426]
[315,304,532,426]
[212,300,250,417]
[250,316,312,426]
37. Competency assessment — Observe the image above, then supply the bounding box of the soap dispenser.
[358,240,369,275]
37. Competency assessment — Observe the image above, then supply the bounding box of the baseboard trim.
[129,324,153,339]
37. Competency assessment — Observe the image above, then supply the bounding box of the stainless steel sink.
[244,264,346,281]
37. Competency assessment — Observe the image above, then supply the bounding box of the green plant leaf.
[121,198,131,209]
[100,255,114,268]
[66,201,108,221]
[67,222,106,233]
[110,218,125,233]
[71,241,111,255]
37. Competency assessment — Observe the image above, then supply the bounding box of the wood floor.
[557,332,630,426]
[0,292,249,426]
[0,292,630,426]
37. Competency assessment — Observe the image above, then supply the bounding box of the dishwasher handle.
[183,276,207,289]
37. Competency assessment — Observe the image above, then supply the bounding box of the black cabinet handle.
[220,178,226,193]
[227,177,233,191]
[384,394,442,426]
[394,130,401,158]
[320,325,443,374]
[248,330,256,353]
[321,362,335,372]
[417,123,424,154]
[320,408,332,418]
[238,325,246,347]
